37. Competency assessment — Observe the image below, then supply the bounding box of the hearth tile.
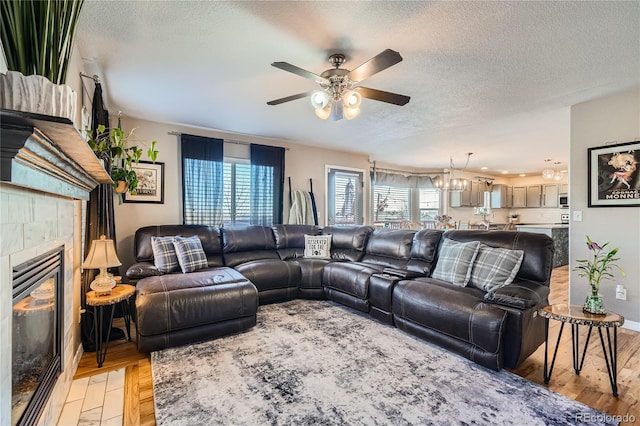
[89,372,109,384]
[82,380,107,412]
[57,399,83,426]
[101,388,124,421]
[1,223,23,256]
[101,415,123,426]
[106,369,125,392]
[0,192,8,223]
[66,376,90,402]
[78,406,102,425]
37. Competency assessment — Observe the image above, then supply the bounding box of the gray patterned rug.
[151,300,617,425]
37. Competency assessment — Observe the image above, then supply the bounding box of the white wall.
[113,117,370,272]
[570,87,640,327]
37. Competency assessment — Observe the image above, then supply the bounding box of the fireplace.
[11,247,64,426]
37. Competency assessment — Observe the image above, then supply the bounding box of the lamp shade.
[83,235,121,269]
[315,104,332,120]
[310,91,330,109]
[344,106,361,120]
[343,90,362,108]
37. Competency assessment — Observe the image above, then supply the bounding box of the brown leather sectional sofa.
[127,224,554,371]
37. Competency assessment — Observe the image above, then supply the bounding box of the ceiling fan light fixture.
[310,91,330,109]
[344,106,361,120]
[315,104,331,120]
[343,90,362,108]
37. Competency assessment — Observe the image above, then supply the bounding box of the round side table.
[86,284,135,367]
[538,304,624,397]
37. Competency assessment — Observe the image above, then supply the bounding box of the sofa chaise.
[127,224,554,371]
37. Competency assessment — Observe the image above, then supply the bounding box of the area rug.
[152,300,617,425]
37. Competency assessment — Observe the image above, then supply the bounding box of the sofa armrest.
[484,280,550,310]
[382,267,424,279]
[126,262,162,280]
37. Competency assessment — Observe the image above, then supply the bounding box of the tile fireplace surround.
[0,109,111,425]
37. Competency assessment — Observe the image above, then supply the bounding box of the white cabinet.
[491,184,512,208]
[526,185,542,208]
[559,184,568,194]
[512,186,526,208]
[542,184,559,208]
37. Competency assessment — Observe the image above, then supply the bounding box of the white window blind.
[419,188,440,220]
[223,160,251,225]
[373,185,410,222]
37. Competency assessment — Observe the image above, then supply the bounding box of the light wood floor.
[74,266,639,425]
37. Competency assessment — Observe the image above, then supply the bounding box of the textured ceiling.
[74,1,640,176]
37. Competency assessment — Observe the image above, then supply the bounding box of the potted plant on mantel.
[0,0,85,121]
[87,124,159,204]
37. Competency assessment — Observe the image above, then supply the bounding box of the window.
[326,167,364,226]
[373,185,410,223]
[181,136,284,226]
[223,160,251,225]
[419,188,440,221]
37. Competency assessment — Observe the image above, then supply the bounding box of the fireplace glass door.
[12,247,63,426]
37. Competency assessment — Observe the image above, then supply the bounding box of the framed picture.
[124,161,165,204]
[588,141,640,207]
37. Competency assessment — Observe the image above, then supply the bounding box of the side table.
[538,304,625,396]
[86,284,135,367]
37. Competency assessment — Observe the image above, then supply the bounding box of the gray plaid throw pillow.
[469,244,524,292]
[173,236,208,273]
[151,236,180,273]
[432,239,480,286]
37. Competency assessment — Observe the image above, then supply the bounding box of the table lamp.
[83,235,122,295]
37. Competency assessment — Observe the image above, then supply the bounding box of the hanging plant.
[87,124,159,203]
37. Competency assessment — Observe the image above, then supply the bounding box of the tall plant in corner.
[1,0,84,85]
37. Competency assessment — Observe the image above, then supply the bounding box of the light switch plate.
[573,211,582,221]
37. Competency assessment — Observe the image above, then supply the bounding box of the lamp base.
[90,274,116,296]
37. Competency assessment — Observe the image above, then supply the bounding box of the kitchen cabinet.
[559,184,569,194]
[491,184,512,208]
[512,186,526,208]
[526,185,542,207]
[542,184,559,208]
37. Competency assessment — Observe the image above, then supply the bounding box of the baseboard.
[622,319,640,332]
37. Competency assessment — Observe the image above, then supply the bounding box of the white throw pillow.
[304,234,332,258]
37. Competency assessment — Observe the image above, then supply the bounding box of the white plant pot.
[0,70,76,121]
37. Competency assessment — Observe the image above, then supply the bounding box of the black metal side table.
[86,284,135,367]
[538,304,625,397]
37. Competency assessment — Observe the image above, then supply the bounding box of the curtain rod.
[370,163,448,176]
[79,73,100,83]
[168,132,290,150]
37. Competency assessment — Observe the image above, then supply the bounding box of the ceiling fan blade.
[355,86,410,106]
[267,91,314,106]
[347,49,403,83]
[271,62,330,85]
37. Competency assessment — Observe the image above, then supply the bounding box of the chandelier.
[433,153,472,191]
[542,159,563,180]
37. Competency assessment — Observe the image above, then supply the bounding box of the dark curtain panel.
[81,82,120,351]
[250,144,285,225]
[181,134,224,225]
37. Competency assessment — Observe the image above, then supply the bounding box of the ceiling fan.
[267,49,410,121]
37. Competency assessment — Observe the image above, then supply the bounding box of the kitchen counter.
[515,224,568,267]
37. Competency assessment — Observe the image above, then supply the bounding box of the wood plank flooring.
[74,266,639,425]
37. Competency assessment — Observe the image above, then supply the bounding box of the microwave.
[559,193,569,208]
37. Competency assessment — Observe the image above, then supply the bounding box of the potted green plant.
[574,236,625,314]
[1,0,85,120]
[87,124,158,203]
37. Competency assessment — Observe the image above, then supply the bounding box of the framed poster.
[124,161,165,204]
[588,141,640,207]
